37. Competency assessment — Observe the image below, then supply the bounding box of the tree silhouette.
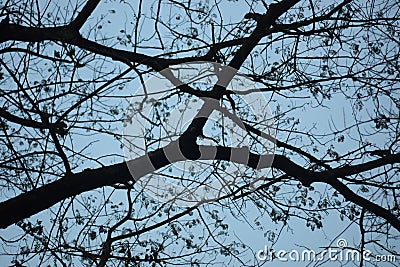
[0,0,399,266]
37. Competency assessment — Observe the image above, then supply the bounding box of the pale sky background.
[0,0,398,266]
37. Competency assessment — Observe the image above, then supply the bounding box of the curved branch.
[0,23,207,71]
[0,107,67,135]
[0,143,399,231]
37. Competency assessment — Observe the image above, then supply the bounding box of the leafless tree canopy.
[0,0,399,266]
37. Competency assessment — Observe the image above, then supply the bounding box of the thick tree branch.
[0,143,399,231]
[0,0,351,78]
[69,0,101,30]
[0,107,67,135]
[177,0,302,158]
[0,22,212,72]
[325,178,400,234]
[0,162,131,229]
[3,0,396,233]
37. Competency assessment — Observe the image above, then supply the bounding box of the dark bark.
[1,144,399,231]
[1,0,399,239]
